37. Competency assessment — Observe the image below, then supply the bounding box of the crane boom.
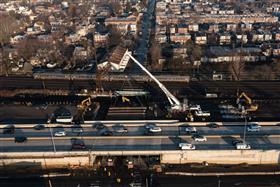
[125,51,183,111]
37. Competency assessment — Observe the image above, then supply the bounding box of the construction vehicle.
[237,92,258,112]
[123,51,192,120]
[74,97,92,122]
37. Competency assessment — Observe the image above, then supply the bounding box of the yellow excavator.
[75,97,92,121]
[237,92,258,112]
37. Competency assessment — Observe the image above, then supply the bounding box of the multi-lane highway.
[1,123,280,152]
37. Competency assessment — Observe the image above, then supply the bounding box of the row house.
[195,33,207,45]
[170,33,191,44]
[105,15,138,34]
[219,33,231,45]
[156,34,167,43]
[94,32,109,46]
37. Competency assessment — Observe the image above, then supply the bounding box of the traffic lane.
[2,125,280,137]
[1,136,280,152]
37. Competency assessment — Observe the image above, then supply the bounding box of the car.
[179,143,195,150]
[149,126,162,133]
[236,143,251,150]
[207,123,219,128]
[54,131,66,137]
[192,134,207,142]
[71,139,86,150]
[3,125,15,134]
[145,123,156,129]
[33,124,45,130]
[72,126,83,133]
[100,130,113,136]
[145,123,162,132]
[232,139,244,146]
[114,125,128,133]
[15,136,27,143]
[185,126,197,134]
[144,130,154,136]
[94,123,105,130]
[247,123,261,132]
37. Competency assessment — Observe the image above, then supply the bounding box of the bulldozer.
[237,92,258,112]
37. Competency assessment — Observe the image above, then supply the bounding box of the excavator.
[74,97,92,122]
[237,92,258,112]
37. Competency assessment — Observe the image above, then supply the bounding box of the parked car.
[247,123,261,132]
[179,143,195,150]
[185,126,197,134]
[100,130,113,136]
[15,136,27,143]
[33,124,45,130]
[144,130,154,136]
[192,134,207,142]
[207,123,219,128]
[3,125,15,134]
[236,143,251,150]
[54,131,66,137]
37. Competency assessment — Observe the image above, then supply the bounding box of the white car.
[54,131,66,137]
[179,143,195,150]
[192,135,207,142]
[236,143,251,150]
[185,126,197,134]
[149,126,162,133]
[247,124,261,132]
[145,123,162,132]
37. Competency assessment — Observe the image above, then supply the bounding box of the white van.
[179,143,195,150]
[236,143,251,150]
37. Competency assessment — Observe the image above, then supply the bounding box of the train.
[33,72,190,82]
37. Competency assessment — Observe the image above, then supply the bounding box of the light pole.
[49,125,56,153]
[242,108,247,143]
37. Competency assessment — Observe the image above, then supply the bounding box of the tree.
[110,1,122,16]
[108,26,122,47]
[149,39,162,70]
[0,13,20,46]
[185,41,202,63]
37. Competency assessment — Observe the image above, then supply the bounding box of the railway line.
[2,76,280,98]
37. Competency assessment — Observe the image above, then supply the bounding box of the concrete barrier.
[1,149,280,168]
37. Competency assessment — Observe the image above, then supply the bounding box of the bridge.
[1,120,280,169]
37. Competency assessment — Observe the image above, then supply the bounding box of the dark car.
[94,123,105,130]
[144,130,154,136]
[72,126,83,133]
[100,130,113,136]
[207,123,219,128]
[232,139,244,146]
[71,138,86,150]
[3,125,15,134]
[33,124,45,130]
[15,136,27,143]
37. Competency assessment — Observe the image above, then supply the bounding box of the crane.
[124,51,185,112]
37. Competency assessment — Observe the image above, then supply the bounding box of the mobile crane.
[124,51,190,117]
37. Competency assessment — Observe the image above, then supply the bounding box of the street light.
[242,107,248,143]
[49,125,56,153]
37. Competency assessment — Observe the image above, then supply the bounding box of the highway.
[1,124,280,152]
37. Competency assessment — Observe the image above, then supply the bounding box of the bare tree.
[149,39,162,70]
